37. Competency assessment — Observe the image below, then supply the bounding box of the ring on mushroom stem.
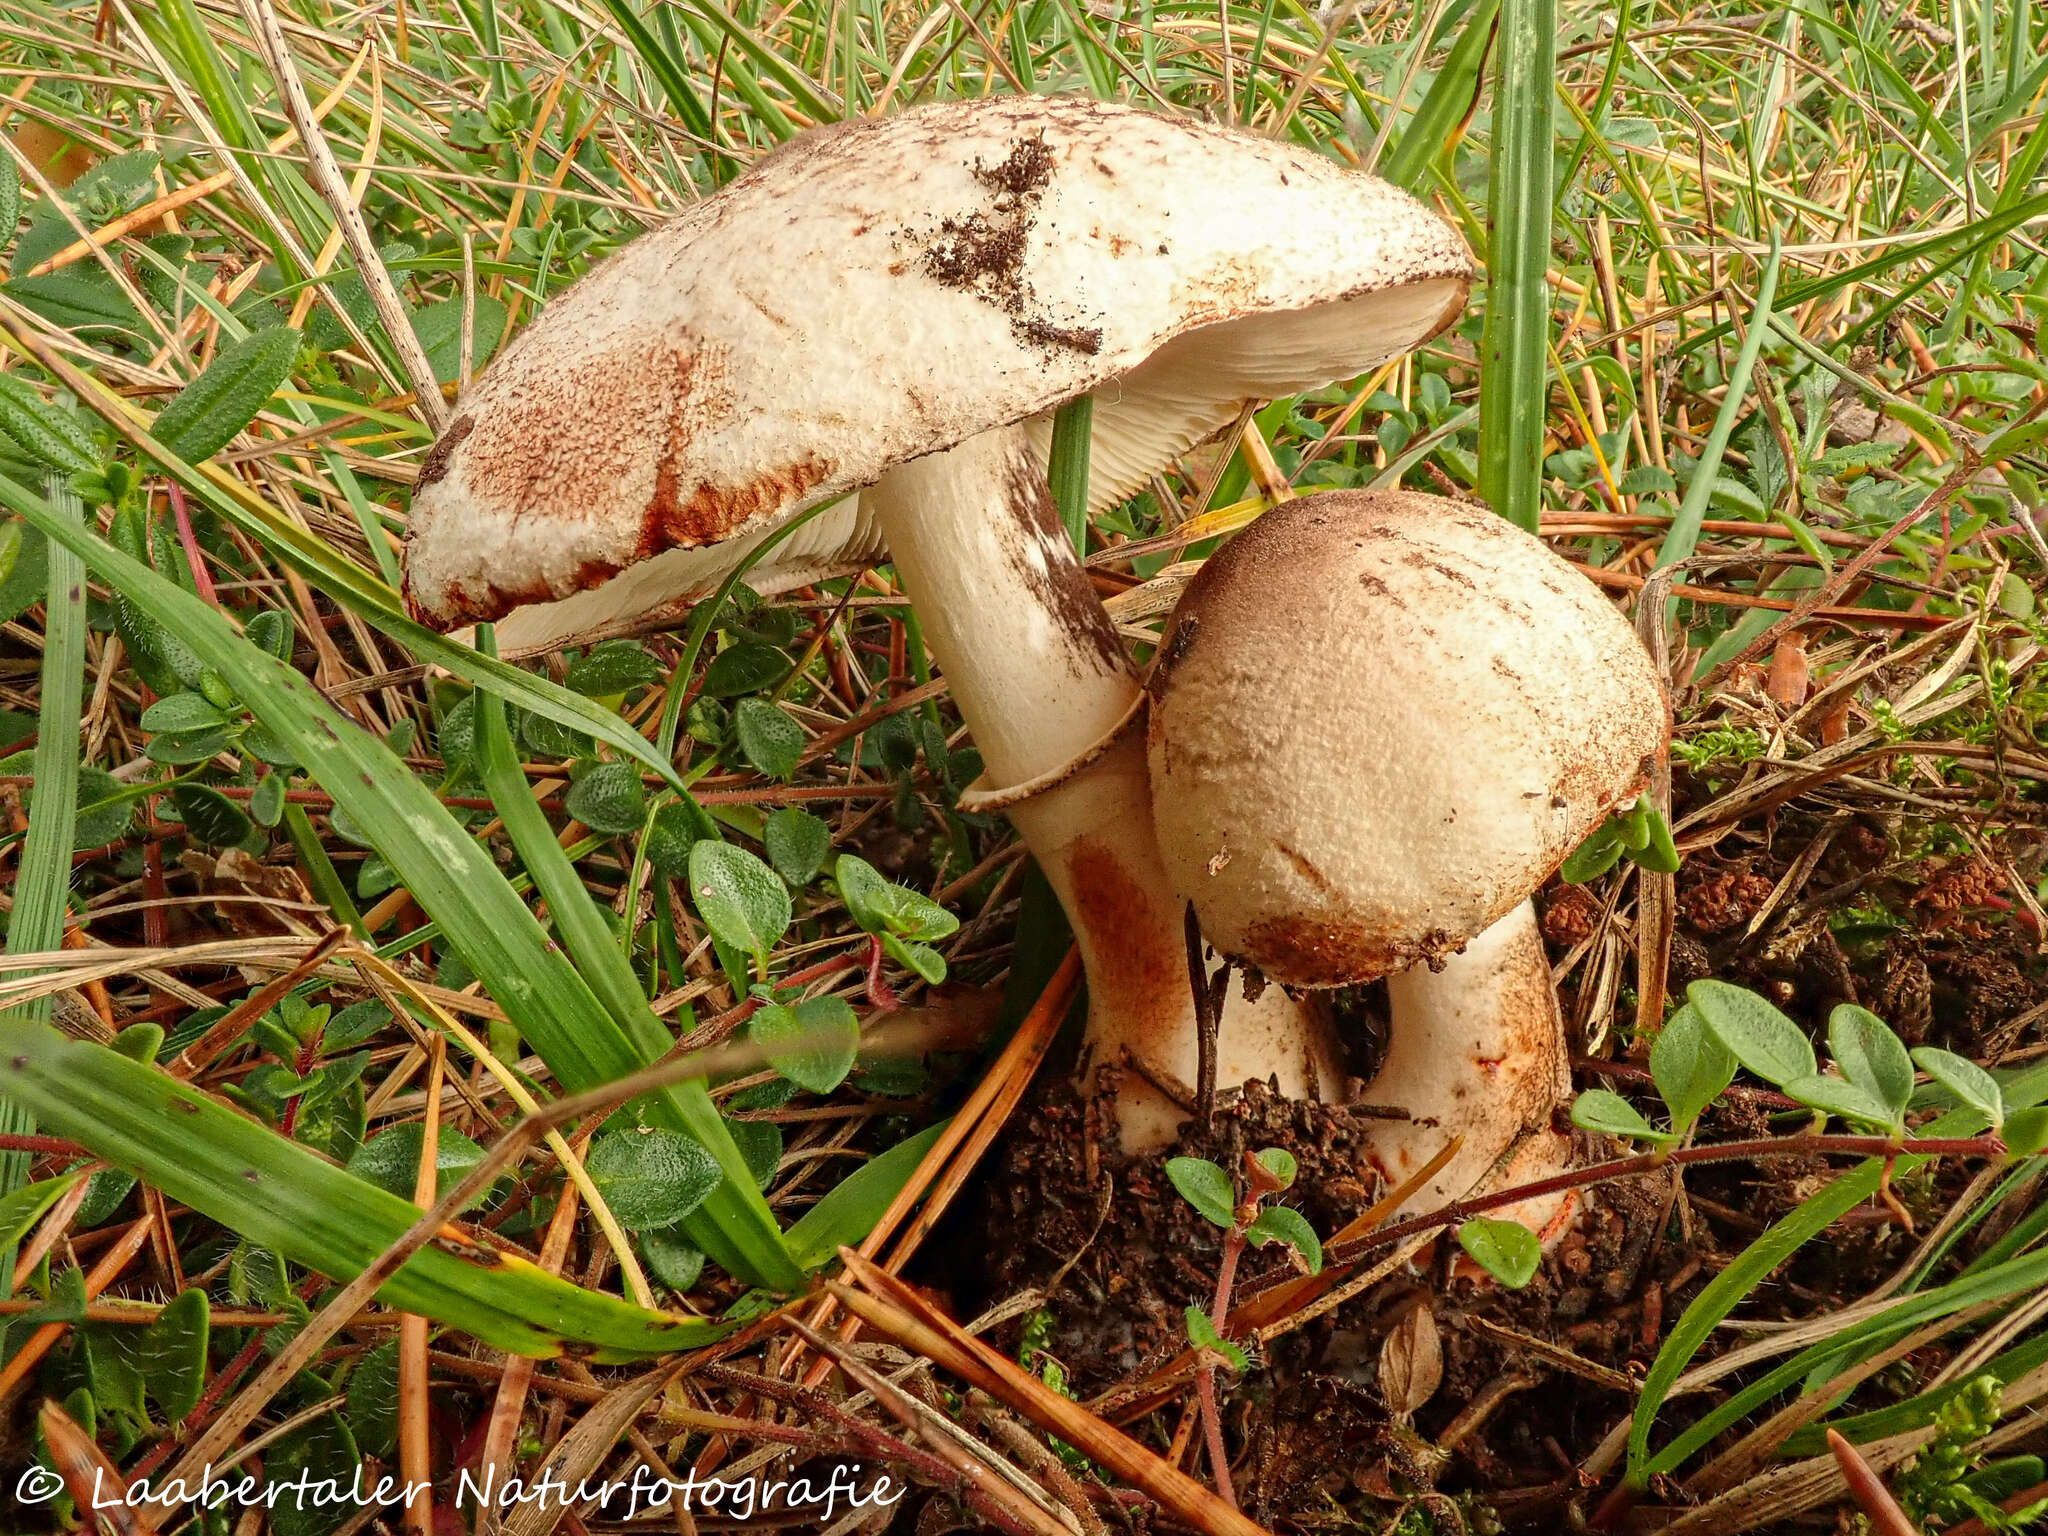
[402,95,1476,1153]
[1146,489,1671,1241]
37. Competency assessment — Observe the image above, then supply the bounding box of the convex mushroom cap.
[1147,489,1669,987]
[401,97,1473,638]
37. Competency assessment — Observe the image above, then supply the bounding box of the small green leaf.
[835,853,958,941]
[1183,1305,1249,1372]
[142,691,232,734]
[1650,1004,1737,1134]
[1244,1206,1322,1273]
[1165,1156,1236,1229]
[1561,817,1628,883]
[0,148,18,252]
[880,932,947,984]
[0,376,97,474]
[688,841,791,968]
[640,1227,704,1292]
[565,641,662,696]
[645,796,717,879]
[0,1173,83,1249]
[586,1127,724,1231]
[244,607,293,660]
[1829,1005,1914,1120]
[4,272,142,335]
[734,697,804,779]
[565,759,647,836]
[2002,1106,2048,1158]
[1571,1088,1674,1143]
[169,783,253,848]
[345,1123,487,1201]
[1688,980,1817,1089]
[1912,1047,2004,1128]
[346,1339,400,1460]
[410,294,509,383]
[1629,804,1681,874]
[67,767,135,851]
[139,1289,208,1423]
[751,995,859,1095]
[702,642,786,696]
[149,326,300,465]
[762,807,831,886]
[250,771,287,828]
[1784,1072,1897,1131]
[1253,1147,1297,1189]
[1457,1218,1542,1288]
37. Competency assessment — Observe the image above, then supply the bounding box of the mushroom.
[1146,489,1669,1229]
[402,96,1475,1150]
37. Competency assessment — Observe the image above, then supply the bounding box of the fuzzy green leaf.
[1913,1048,2004,1128]
[0,376,97,474]
[1245,1206,1322,1273]
[688,841,791,967]
[1165,1156,1236,1229]
[565,759,647,836]
[149,326,300,465]
[1650,1004,1737,1134]
[1830,1006,1915,1120]
[1688,980,1817,1089]
[762,807,831,887]
[1457,1218,1542,1288]
[587,1128,724,1231]
[1572,1088,1674,1143]
[734,696,804,779]
[751,996,859,1095]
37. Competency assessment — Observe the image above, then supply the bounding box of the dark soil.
[918,803,2048,1533]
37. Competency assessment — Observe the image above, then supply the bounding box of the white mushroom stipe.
[401,96,1478,1152]
[1147,489,1670,1236]
[868,427,1338,1147]
[1375,903,1577,1235]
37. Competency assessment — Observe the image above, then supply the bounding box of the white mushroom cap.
[1146,489,1669,987]
[402,96,1472,631]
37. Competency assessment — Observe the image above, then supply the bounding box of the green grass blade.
[1653,235,1782,578]
[593,0,713,140]
[0,478,85,1290]
[1375,0,1500,192]
[0,1023,724,1360]
[473,638,804,1290]
[0,471,797,1289]
[783,1121,946,1270]
[1475,0,1555,533]
[1626,1161,1878,1484]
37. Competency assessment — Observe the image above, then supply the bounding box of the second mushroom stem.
[864,423,1340,1150]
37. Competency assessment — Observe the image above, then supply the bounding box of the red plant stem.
[1329,1134,2008,1265]
[166,483,219,607]
[0,1134,91,1157]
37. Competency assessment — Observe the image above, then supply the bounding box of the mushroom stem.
[1365,902,1577,1236]
[866,424,1341,1149]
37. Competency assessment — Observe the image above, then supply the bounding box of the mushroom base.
[1360,902,1577,1238]
[1012,734,1345,1150]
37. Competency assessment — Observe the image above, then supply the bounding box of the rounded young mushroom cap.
[401,96,1472,634]
[1146,489,1668,988]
